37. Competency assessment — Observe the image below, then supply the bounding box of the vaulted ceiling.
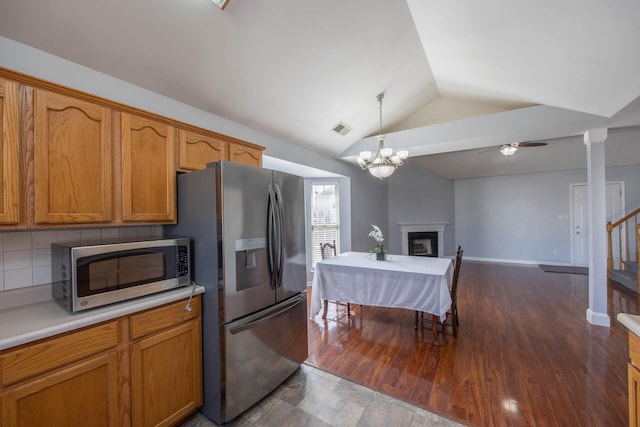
[1,0,639,178]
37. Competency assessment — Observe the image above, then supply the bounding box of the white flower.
[368,224,384,244]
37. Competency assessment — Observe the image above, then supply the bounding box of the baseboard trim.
[463,256,575,267]
[586,308,611,327]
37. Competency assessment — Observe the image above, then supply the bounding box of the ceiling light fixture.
[499,144,518,156]
[357,93,408,179]
[211,0,230,10]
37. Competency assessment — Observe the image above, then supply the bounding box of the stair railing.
[607,208,640,285]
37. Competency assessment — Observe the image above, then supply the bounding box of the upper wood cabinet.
[33,89,112,224]
[177,129,227,171]
[121,113,176,223]
[177,128,264,171]
[0,68,265,229]
[228,143,262,167]
[0,78,22,225]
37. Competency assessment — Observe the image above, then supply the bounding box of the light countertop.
[617,313,640,337]
[0,285,205,351]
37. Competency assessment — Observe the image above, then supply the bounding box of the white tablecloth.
[310,252,453,320]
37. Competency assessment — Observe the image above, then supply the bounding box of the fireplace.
[408,231,438,257]
[400,223,448,257]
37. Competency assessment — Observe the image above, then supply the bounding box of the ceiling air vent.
[332,122,352,136]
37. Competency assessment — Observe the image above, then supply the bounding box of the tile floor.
[182,363,463,427]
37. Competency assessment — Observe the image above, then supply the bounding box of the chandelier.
[357,93,409,179]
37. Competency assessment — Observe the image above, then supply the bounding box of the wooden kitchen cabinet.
[0,296,203,427]
[0,68,266,230]
[129,297,202,427]
[0,320,121,427]
[177,128,227,171]
[177,128,264,171]
[629,363,640,427]
[629,331,640,426]
[121,113,176,223]
[33,89,113,225]
[228,143,262,167]
[0,78,23,226]
[2,353,120,427]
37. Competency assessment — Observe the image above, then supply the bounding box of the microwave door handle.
[267,184,277,290]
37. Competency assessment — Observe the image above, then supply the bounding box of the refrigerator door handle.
[267,184,277,290]
[229,293,304,334]
[274,184,285,287]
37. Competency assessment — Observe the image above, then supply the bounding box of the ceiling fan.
[498,141,547,156]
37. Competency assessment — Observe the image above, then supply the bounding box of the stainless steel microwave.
[52,237,191,312]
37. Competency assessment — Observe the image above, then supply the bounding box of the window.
[311,183,339,268]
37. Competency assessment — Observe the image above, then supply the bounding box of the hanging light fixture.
[357,93,409,179]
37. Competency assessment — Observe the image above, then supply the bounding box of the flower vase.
[376,251,385,261]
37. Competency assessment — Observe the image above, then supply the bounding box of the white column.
[584,128,609,327]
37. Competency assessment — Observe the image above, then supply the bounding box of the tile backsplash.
[0,226,163,292]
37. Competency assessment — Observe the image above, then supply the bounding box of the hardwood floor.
[306,261,639,426]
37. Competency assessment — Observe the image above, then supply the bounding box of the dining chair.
[443,245,463,337]
[415,245,463,339]
[320,240,352,318]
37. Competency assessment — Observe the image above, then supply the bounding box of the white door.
[573,186,589,267]
[572,183,624,267]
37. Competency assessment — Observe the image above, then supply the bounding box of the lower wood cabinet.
[131,320,202,427]
[2,353,120,427]
[629,362,640,427]
[0,295,202,427]
[628,331,640,427]
[129,297,203,427]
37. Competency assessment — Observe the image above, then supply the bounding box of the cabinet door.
[34,90,112,224]
[121,113,176,223]
[228,143,262,167]
[130,318,203,427]
[178,129,227,171]
[630,363,640,427]
[0,78,20,225]
[1,353,119,427]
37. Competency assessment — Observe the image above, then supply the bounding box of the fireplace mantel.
[400,223,449,256]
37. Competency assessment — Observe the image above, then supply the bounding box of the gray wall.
[350,172,389,253]
[386,159,455,256]
[608,164,640,210]
[454,164,640,264]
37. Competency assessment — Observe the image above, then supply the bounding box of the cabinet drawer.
[129,296,201,340]
[0,320,120,387]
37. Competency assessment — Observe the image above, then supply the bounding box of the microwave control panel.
[176,246,190,277]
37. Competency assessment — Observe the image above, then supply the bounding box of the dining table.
[310,251,453,342]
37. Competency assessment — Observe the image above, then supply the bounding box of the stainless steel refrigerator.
[167,161,308,424]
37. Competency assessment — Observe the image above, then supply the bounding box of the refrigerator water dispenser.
[235,237,268,291]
